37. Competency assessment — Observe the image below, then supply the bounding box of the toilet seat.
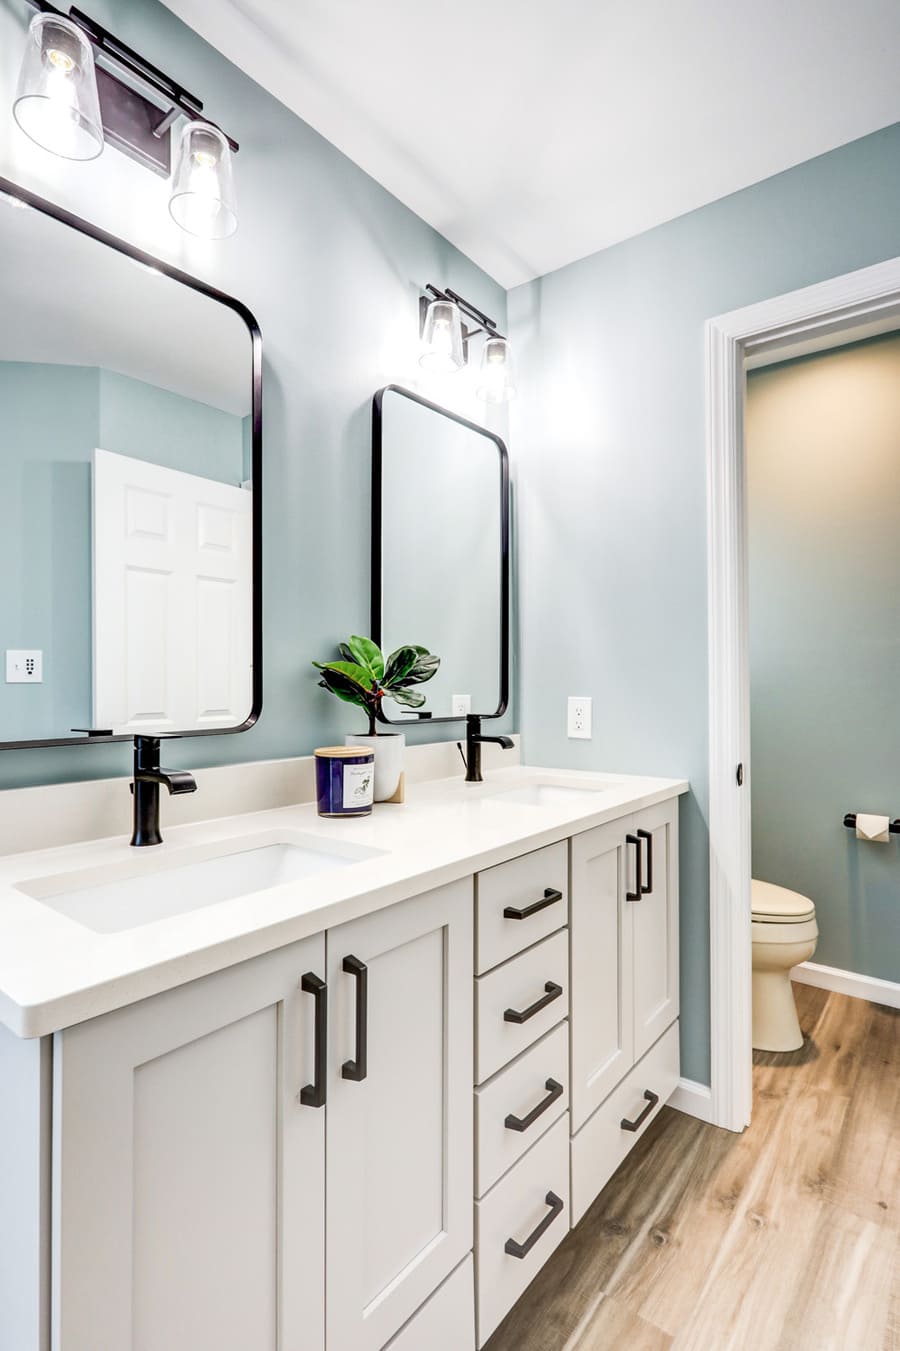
[751,879,815,925]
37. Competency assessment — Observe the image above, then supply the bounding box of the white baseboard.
[668,1077,714,1124]
[792,960,900,1011]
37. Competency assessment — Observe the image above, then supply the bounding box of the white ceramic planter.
[345,732,405,802]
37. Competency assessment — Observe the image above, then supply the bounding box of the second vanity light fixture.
[419,284,517,403]
[11,1,239,239]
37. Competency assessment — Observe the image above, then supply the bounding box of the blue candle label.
[343,763,374,809]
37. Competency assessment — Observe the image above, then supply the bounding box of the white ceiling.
[0,193,251,415]
[163,0,900,289]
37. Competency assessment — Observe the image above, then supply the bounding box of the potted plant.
[313,636,440,801]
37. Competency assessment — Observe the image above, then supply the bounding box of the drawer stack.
[473,842,571,1347]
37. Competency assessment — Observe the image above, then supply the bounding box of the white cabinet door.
[52,937,326,1351]
[632,797,679,1060]
[326,879,473,1351]
[570,817,635,1131]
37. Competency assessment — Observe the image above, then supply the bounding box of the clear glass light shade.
[168,122,237,240]
[13,14,103,161]
[477,336,517,403]
[419,299,465,373]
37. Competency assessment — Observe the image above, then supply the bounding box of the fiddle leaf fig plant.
[313,636,440,736]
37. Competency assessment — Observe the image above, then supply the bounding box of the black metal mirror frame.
[371,384,510,726]
[0,174,263,751]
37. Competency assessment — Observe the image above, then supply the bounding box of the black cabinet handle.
[503,887,564,921]
[299,973,327,1108]
[620,1089,659,1132]
[504,981,563,1025]
[504,1078,564,1133]
[625,833,642,901]
[636,828,653,895]
[504,1191,565,1259]
[341,955,368,1082]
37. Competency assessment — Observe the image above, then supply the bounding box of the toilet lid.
[752,879,816,923]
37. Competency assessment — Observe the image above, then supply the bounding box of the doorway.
[705,255,900,1132]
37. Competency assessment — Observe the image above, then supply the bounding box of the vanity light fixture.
[419,283,517,402]
[11,1,240,238]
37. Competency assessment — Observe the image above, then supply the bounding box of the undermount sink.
[18,834,383,934]
[487,781,620,807]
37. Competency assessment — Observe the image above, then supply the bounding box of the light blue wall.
[508,123,900,1083]
[0,0,510,787]
[0,362,246,741]
[98,370,244,480]
[0,364,98,742]
[747,333,900,984]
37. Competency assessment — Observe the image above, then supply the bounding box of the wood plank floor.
[485,986,900,1351]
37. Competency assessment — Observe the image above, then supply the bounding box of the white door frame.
[705,255,900,1133]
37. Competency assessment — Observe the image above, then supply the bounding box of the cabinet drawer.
[385,1255,475,1351]
[476,929,568,1084]
[475,1021,569,1198]
[476,842,568,973]
[475,1113,570,1346]
[570,1019,679,1225]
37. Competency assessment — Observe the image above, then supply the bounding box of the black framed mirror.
[371,385,509,725]
[0,176,262,751]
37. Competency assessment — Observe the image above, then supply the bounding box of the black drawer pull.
[504,981,563,1025]
[341,955,368,1082]
[505,1078,564,1133]
[503,887,563,921]
[621,1089,659,1132]
[636,828,653,895]
[504,1191,565,1259]
[625,833,642,902]
[299,973,327,1108]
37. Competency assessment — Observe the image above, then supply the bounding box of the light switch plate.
[451,694,471,716]
[567,695,591,739]
[6,650,43,683]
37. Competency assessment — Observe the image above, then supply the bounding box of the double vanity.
[0,761,686,1351]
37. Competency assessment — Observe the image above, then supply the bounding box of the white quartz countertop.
[0,765,688,1038]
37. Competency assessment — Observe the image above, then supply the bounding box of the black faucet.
[131,735,198,847]
[462,714,514,784]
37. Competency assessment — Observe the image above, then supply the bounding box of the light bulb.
[12,14,103,161]
[419,298,465,373]
[169,121,237,240]
[477,336,517,403]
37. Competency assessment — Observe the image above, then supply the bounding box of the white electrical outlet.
[451,694,471,716]
[567,695,592,739]
[6,650,43,683]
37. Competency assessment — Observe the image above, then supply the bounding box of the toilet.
[751,880,818,1052]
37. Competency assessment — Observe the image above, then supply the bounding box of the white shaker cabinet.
[631,798,679,1060]
[326,878,473,1351]
[52,933,327,1351]
[569,817,635,1130]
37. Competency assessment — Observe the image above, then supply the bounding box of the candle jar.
[314,746,375,817]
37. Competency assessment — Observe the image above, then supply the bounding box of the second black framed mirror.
[371,384,509,725]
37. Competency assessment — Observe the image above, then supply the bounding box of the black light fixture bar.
[422,282,506,342]
[23,0,238,175]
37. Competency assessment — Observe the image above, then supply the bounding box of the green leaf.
[402,653,441,686]
[346,636,384,682]
[317,676,365,708]
[383,646,419,688]
[312,660,375,695]
[389,687,426,708]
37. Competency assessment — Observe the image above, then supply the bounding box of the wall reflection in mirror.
[374,386,509,723]
[0,186,257,746]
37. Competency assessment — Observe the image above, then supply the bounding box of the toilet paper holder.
[843,813,900,834]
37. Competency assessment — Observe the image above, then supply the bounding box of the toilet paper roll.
[855,813,891,843]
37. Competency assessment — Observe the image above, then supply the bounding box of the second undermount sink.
[488,781,621,807]
[18,834,384,934]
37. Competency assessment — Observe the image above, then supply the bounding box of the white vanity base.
[0,762,687,1351]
